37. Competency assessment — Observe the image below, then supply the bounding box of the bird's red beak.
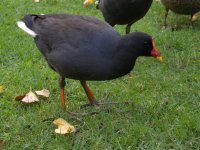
[83,0,94,7]
[151,38,163,62]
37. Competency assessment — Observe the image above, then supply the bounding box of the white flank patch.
[17,21,37,37]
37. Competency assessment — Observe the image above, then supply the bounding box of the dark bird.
[161,0,200,26]
[17,14,162,109]
[84,0,153,34]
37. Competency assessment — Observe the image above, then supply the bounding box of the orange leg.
[59,76,66,109]
[80,80,99,106]
[60,88,65,109]
[80,80,131,108]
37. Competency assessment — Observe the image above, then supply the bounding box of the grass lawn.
[0,0,200,149]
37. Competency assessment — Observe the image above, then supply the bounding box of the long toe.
[81,100,131,109]
[80,100,100,109]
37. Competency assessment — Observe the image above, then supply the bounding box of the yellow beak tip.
[156,56,163,62]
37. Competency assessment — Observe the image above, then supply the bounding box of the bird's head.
[83,0,94,7]
[132,32,162,62]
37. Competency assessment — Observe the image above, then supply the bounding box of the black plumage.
[18,14,161,108]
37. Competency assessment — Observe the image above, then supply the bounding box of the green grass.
[0,0,200,149]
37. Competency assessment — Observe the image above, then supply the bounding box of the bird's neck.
[117,34,141,60]
[112,34,141,76]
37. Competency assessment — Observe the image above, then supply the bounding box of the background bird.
[17,14,162,110]
[84,0,153,34]
[160,0,200,26]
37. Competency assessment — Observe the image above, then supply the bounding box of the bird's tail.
[17,14,38,38]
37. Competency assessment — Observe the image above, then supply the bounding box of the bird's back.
[99,0,153,25]
[23,14,122,80]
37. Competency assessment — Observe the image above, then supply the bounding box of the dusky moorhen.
[84,0,153,34]
[160,0,200,26]
[17,14,162,109]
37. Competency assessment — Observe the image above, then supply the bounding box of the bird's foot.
[67,111,99,116]
[80,99,100,108]
[66,101,133,116]
[80,100,131,109]
[66,109,131,117]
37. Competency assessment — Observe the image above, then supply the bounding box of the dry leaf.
[35,89,50,98]
[15,88,50,103]
[192,13,200,21]
[0,86,4,93]
[15,95,26,101]
[53,118,76,134]
[21,89,39,103]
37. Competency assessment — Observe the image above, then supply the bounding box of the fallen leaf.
[15,95,26,101]
[53,118,76,134]
[21,89,39,103]
[35,89,50,98]
[192,13,200,21]
[0,86,4,93]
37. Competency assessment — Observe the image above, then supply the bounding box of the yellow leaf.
[0,86,3,93]
[53,118,76,134]
[35,89,50,98]
[21,89,39,103]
